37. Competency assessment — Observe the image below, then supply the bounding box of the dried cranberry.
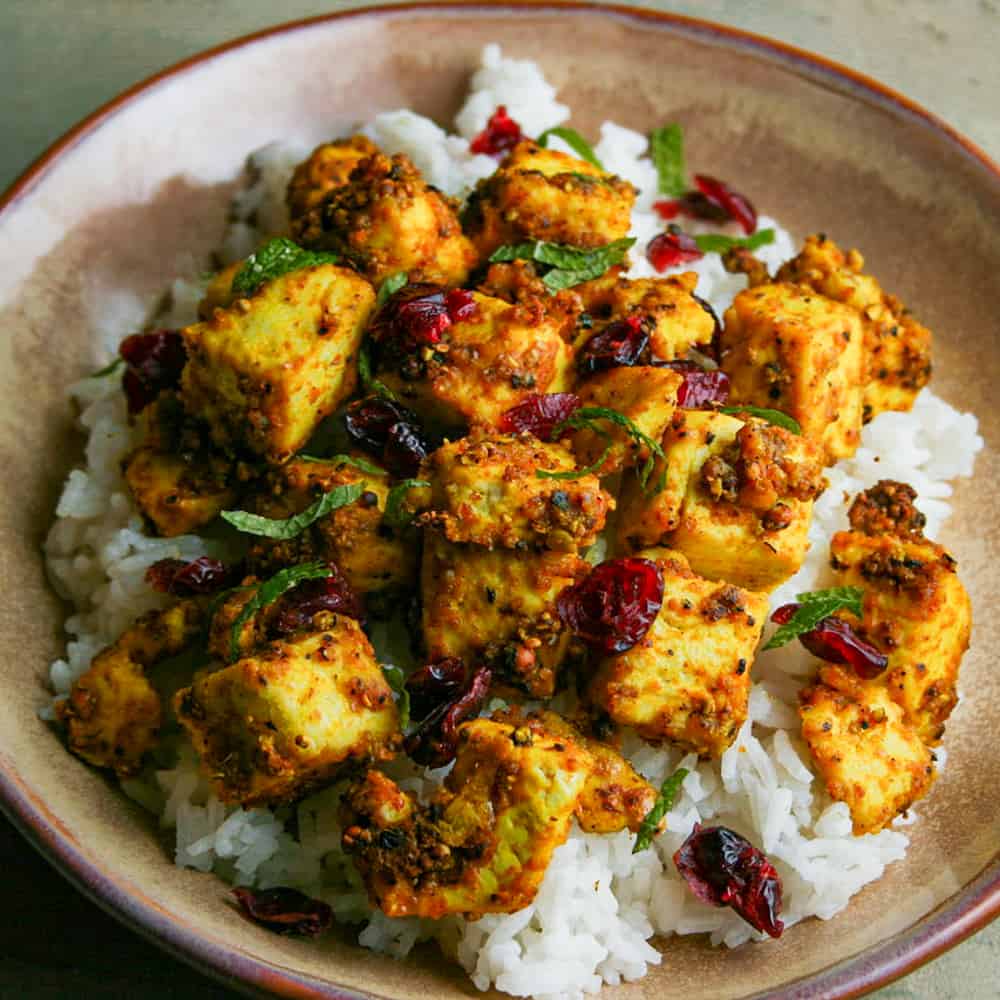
[445,288,477,322]
[272,564,364,633]
[556,557,664,655]
[405,657,468,721]
[578,315,650,374]
[405,664,491,768]
[499,392,582,440]
[370,284,479,358]
[232,887,332,938]
[118,329,186,415]
[659,361,731,408]
[693,175,758,235]
[145,557,233,596]
[654,193,729,225]
[469,105,525,156]
[770,604,888,679]
[674,825,784,938]
[344,396,430,478]
[646,226,704,273]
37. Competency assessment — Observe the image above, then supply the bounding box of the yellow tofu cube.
[181,263,375,463]
[720,283,865,462]
[589,548,768,757]
[286,134,380,232]
[175,618,399,806]
[800,665,935,834]
[421,533,588,698]
[419,433,612,551]
[616,411,826,592]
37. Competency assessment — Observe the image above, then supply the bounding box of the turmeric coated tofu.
[181,263,374,463]
[776,234,932,421]
[418,433,612,551]
[341,715,592,919]
[175,618,399,806]
[376,290,574,434]
[463,140,635,258]
[421,533,588,698]
[800,665,935,834]
[589,548,768,757]
[720,283,865,463]
[57,600,204,776]
[287,135,380,233]
[616,411,827,592]
[571,366,682,477]
[296,152,477,288]
[829,481,971,745]
[574,269,718,361]
[245,455,419,600]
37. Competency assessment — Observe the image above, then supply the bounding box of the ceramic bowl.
[1,4,998,998]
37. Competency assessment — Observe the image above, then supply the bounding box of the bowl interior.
[1,7,998,999]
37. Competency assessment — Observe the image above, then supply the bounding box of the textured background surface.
[1,1,997,997]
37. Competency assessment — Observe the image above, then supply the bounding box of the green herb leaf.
[650,124,686,197]
[381,663,411,729]
[547,406,668,493]
[719,406,802,435]
[231,238,339,296]
[633,767,689,853]
[383,479,430,530]
[693,228,776,255]
[297,453,385,475]
[88,357,124,379]
[537,127,605,170]
[764,586,865,650]
[489,238,635,294]
[375,272,408,309]
[358,341,398,402]
[221,483,366,539]
[536,439,615,482]
[229,562,332,662]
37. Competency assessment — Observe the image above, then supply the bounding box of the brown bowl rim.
[1,3,998,998]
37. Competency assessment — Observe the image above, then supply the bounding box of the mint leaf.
[297,453,384,475]
[489,238,635,294]
[719,406,801,435]
[358,341,398,402]
[88,357,124,379]
[383,479,430,529]
[694,229,775,255]
[381,663,411,729]
[535,439,614,482]
[231,238,339,296]
[633,767,689,853]
[375,272,408,309]
[650,124,686,197]
[221,483,365,539]
[537,127,605,170]
[764,586,865,650]
[229,562,332,662]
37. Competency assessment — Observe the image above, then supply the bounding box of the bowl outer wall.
[0,4,999,999]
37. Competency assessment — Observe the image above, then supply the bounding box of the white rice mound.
[43,44,985,1000]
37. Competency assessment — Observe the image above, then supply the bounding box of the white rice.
[42,45,984,1000]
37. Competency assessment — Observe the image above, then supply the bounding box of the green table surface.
[2,2,998,998]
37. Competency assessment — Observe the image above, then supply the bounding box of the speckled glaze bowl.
[1,4,998,998]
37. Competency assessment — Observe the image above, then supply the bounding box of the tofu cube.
[589,548,768,757]
[286,134,380,232]
[800,665,935,834]
[720,283,865,462]
[616,411,826,592]
[421,533,588,698]
[419,434,612,551]
[175,618,399,806]
[181,263,375,463]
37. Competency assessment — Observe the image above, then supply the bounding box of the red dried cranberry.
[646,226,704,273]
[444,288,477,322]
[660,361,731,408]
[344,396,429,478]
[272,564,364,633]
[145,557,233,596]
[232,887,332,938]
[118,329,186,415]
[654,194,729,225]
[769,604,889,679]
[405,657,468,721]
[469,105,525,157]
[405,664,492,768]
[371,284,478,356]
[674,825,784,938]
[556,557,664,655]
[383,421,429,478]
[499,392,582,440]
[693,175,758,235]
[653,199,682,221]
[578,315,650,374]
